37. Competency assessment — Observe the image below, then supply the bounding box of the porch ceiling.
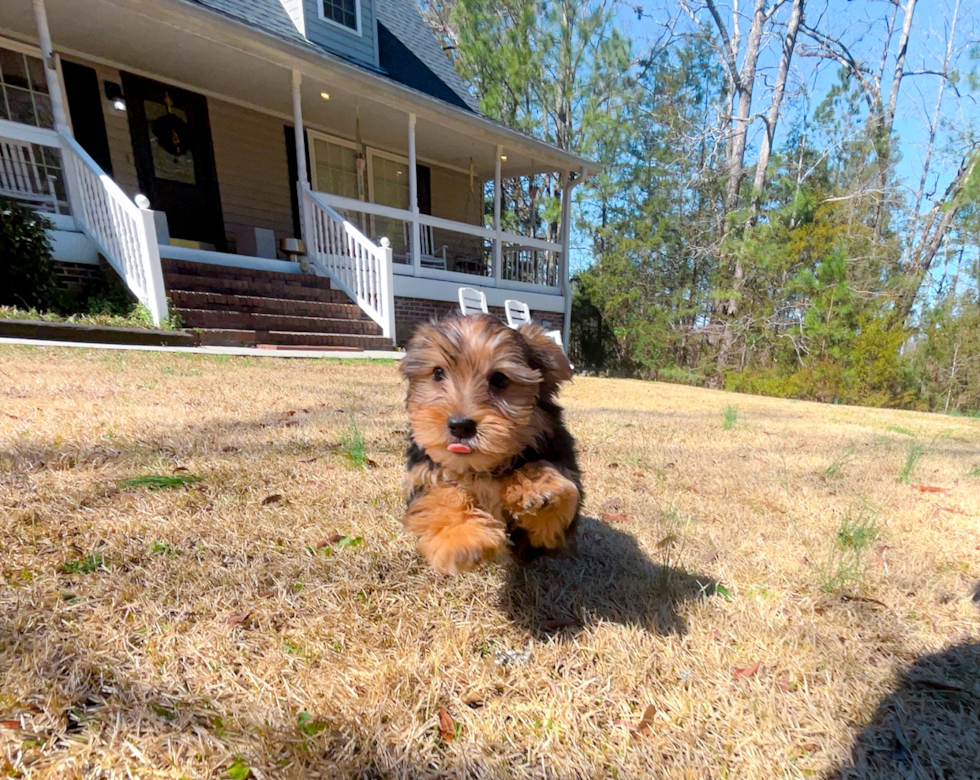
[0,0,584,178]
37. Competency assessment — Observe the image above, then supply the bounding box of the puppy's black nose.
[448,416,477,439]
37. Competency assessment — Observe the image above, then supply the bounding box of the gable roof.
[373,0,479,112]
[188,0,477,112]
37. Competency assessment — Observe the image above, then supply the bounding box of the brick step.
[198,329,391,349]
[164,272,351,304]
[161,258,332,288]
[175,308,383,336]
[169,290,368,321]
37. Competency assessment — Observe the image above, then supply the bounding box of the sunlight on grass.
[2,346,978,779]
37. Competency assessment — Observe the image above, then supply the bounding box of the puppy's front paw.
[504,464,580,550]
[419,520,506,575]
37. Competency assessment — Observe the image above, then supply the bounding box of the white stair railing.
[59,131,169,326]
[301,183,395,341]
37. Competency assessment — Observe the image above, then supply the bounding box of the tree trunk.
[751,0,804,215]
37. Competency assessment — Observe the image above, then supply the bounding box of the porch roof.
[0,0,595,177]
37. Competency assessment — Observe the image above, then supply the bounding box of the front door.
[121,73,225,249]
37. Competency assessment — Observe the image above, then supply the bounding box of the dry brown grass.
[1,345,978,779]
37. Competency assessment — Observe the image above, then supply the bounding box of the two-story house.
[0,0,593,347]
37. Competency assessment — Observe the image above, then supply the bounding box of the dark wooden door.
[121,73,225,249]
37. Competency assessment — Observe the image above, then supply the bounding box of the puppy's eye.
[432,367,445,382]
[489,372,509,390]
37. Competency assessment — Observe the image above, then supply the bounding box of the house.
[0,0,593,348]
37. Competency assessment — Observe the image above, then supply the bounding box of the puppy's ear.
[518,323,573,393]
[399,320,442,380]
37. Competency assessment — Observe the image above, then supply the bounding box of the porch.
[0,0,589,344]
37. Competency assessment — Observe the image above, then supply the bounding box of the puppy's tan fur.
[399,315,582,574]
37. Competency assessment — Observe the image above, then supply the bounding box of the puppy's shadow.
[501,516,716,638]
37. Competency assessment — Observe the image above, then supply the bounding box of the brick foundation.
[394,296,563,344]
[54,261,106,291]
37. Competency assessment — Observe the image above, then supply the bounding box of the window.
[0,45,52,128]
[369,152,409,261]
[310,136,360,199]
[319,0,359,32]
[370,154,409,210]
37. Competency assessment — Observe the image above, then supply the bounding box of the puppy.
[399,314,582,574]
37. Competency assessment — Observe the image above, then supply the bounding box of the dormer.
[278,0,379,68]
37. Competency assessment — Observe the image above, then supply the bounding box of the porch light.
[320,91,330,100]
[104,81,126,112]
[500,154,507,161]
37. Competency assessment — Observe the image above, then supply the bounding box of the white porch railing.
[300,183,395,340]
[309,190,563,292]
[0,120,66,214]
[59,131,169,325]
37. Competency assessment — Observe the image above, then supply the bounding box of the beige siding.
[429,165,484,264]
[209,100,295,252]
[430,166,481,226]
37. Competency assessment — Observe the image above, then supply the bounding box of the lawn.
[1,345,978,779]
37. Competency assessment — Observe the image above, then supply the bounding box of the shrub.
[0,196,58,310]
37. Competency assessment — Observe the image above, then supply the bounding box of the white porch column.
[408,113,422,277]
[32,0,70,132]
[291,69,307,241]
[493,145,503,282]
[559,169,584,349]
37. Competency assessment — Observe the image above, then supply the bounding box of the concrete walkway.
[0,336,403,359]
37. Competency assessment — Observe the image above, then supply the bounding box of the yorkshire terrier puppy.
[399,314,582,574]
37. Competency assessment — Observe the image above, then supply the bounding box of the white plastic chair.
[504,299,532,329]
[458,286,488,316]
[505,297,572,367]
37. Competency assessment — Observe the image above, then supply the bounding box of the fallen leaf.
[221,445,239,453]
[437,708,455,742]
[284,420,299,427]
[733,661,761,680]
[633,471,644,478]
[711,629,724,643]
[801,742,821,754]
[776,675,796,692]
[226,613,249,626]
[261,494,283,506]
[601,512,627,523]
[326,533,345,544]
[173,466,188,473]
[1,720,20,729]
[299,457,317,464]
[913,485,949,493]
[701,550,720,564]
[257,590,274,598]
[601,496,623,511]
[617,704,658,738]
[607,462,619,469]
[366,458,379,468]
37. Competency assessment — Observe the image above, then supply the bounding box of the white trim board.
[394,276,564,313]
[0,337,403,359]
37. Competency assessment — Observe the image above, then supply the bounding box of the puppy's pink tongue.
[447,443,473,454]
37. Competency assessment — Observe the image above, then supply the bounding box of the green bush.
[0,196,58,310]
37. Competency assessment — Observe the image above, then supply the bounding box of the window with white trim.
[0,45,52,128]
[310,135,359,199]
[319,0,359,32]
